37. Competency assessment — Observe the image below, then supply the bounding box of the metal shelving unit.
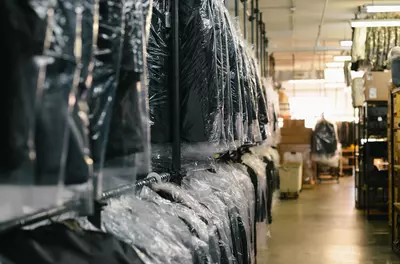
[362,101,389,219]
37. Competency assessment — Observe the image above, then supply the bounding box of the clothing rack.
[236,0,269,72]
[0,0,270,237]
[0,200,82,233]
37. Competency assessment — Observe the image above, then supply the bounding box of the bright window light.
[365,5,400,13]
[324,68,345,83]
[351,19,400,28]
[326,62,345,68]
[340,40,353,47]
[287,79,325,84]
[324,83,347,88]
[334,56,352,62]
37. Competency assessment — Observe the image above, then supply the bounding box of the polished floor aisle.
[257,177,400,264]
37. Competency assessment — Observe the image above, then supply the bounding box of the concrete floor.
[257,177,400,264]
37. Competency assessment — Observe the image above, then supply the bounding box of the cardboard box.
[283,119,305,129]
[280,127,312,144]
[364,71,391,101]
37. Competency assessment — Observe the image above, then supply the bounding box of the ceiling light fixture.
[351,19,400,28]
[326,62,345,68]
[364,4,400,13]
[287,79,325,84]
[333,56,351,62]
[340,40,353,47]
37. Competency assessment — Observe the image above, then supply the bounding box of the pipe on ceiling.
[312,0,329,70]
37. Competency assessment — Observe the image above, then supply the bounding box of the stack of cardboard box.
[278,119,315,187]
[280,120,312,145]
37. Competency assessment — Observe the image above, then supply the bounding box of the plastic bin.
[279,163,303,194]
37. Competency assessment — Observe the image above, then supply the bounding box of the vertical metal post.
[172,0,181,175]
[255,0,259,59]
[250,0,254,44]
[243,0,247,39]
[259,13,263,75]
[235,0,239,17]
[391,93,395,248]
[264,37,268,77]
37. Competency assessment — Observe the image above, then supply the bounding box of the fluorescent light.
[365,5,400,13]
[326,62,345,68]
[351,19,400,28]
[334,56,351,62]
[287,79,325,84]
[340,40,353,47]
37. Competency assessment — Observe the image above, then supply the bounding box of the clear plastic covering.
[148,0,273,168]
[183,164,256,264]
[390,46,400,88]
[263,77,280,146]
[180,0,225,153]
[0,0,94,223]
[100,161,259,264]
[311,118,341,167]
[103,194,199,263]
[89,0,152,196]
[241,153,268,223]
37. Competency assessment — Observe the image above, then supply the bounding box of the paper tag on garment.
[369,87,377,99]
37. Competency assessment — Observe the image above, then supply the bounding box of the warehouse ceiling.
[229,0,400,72]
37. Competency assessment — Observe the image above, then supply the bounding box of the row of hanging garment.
[0,159,277,264]
[0,0,152,223]
[337,122,355,148]
[352,13,400,71]
[148,0,280,167]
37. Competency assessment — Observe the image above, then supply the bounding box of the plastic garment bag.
[225,15,244,146]
[148,0,172,145]
[90,0,152,196]
[139,187,216,264]
[311,119,340,167]
[34,0,91,186]
[180,0,224,152]
[241,153,267,222]
[103,192,209,264]
[89,0,125,196]
[390,46,400,87]
[151,182,236,264]
[0,0,92,222]
[106,0,147,160]
[89,0,125,175]
[182,165,255,264]
[0,222,146,264]
[0,0,44,185]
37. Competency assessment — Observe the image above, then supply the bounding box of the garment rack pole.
[264,37,268,77]
[250,0,254,44]
[259,13,263,75]
[171,0,181,176]
[255,0,259,59]
[243,0,247,39]
[235,0,239,17]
